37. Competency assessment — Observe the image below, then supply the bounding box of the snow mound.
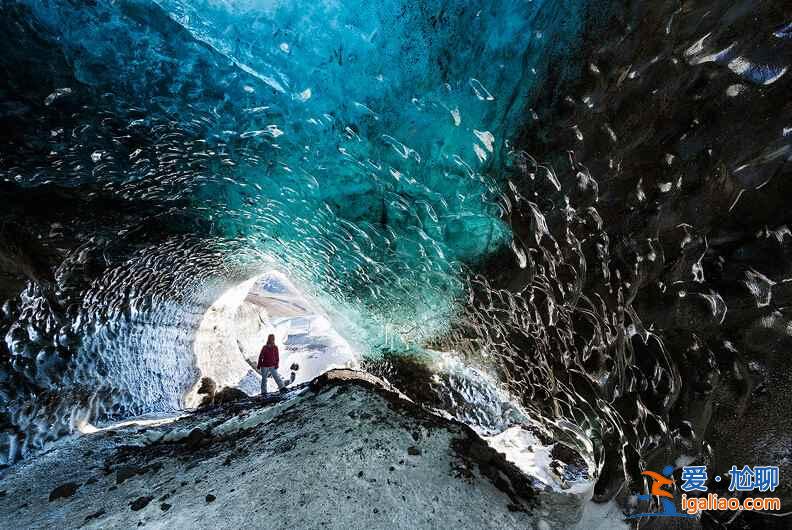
[0,370,616,529]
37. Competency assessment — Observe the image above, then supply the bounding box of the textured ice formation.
[1,1,792,527]
[0,0,595,461]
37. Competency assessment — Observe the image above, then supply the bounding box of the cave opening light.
[187,270,360,407]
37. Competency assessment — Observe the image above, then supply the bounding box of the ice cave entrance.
[186,271,359,407]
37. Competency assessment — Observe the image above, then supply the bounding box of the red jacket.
[258,344,279,369]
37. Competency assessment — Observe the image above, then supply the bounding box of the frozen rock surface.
[0,370,597,529]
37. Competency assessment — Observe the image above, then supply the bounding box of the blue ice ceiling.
[18,0,593,351]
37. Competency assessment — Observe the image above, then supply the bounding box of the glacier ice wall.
[0,0,597,461]
[1,1,791,526]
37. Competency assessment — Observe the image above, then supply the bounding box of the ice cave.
[0,0,791,528]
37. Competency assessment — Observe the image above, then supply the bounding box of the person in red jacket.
[257,334,293,395]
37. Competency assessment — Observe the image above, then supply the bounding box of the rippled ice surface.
[1,0,593,453]
[2,2,791,526]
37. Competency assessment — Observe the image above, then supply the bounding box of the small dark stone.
[183,428,207,450]
[213,386,248,405]
[116,466,140,484]
[205,494,216,503]
[196,377,217,396]
[130,496,153,511]
[357,471,364,478]
[389,466,395,472]
[550,443,588,471]
[49,482,79,501]
[84,510,105,522]
[407,446,421,456]
[160,503,172,511]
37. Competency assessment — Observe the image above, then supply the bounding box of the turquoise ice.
[18,0,594,351]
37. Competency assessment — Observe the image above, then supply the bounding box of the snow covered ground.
[0,370,624,529]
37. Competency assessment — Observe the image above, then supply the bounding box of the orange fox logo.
[641,470,674,499]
